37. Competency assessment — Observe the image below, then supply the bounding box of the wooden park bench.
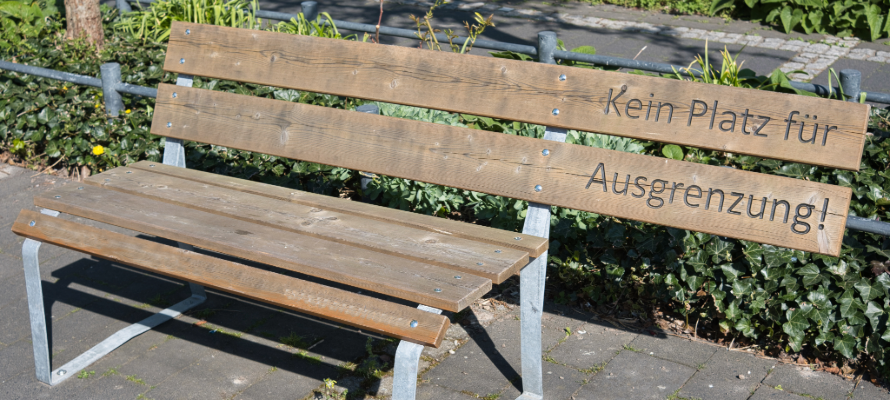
[12,21,870,399]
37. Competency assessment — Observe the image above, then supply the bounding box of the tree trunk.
[65,0,104,49]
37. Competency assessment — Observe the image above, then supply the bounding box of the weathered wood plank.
[151,85,852,256]
[163,21,868,170]
[12,209,449,347]
[34,185,492,312]
[82,166,528,283]
[124,160,548,258]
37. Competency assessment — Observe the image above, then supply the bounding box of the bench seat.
[14,162,547,347]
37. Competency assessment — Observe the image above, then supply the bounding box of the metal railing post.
[116,0,132,13]
[301,1,318,21]
[839,69,862,103]
[100,63,125,117]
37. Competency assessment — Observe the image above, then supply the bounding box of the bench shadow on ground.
[35,233,428,385]
[33,229,630,395]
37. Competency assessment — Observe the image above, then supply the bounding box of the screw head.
[559,74,566,81]
[29,221,35,227]
[186,29,191,35]
[535,185,543,192]
[167,122,172,128]
[495,249,502,253]
[410,320,418,328]
[434,288,442,293]
[172,92,177,98]
[126,171,132,174]
[57,370,66,376]
[477,262,484,266]
[542,149,550,156]
[149,164,155,167]
[105,178,110,182]
[180,58,185,64]
[454,275,462,279]
[77,187,83,190]
[514,237,522,240]
[54,195,60,199]
[552,108,559,116]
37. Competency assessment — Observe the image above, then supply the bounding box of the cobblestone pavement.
[2,162,890,399]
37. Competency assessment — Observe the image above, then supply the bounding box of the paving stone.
[805,43,831,53]
[114,334,212,386]
[424,317,565,396]
[456,2,482,10]
[416,383,479,399]
[545,321,637,369]
[366,374,392,397]
[749,384,807,399]
[0,340,36,385]
[878,51,890,58]
[87,373,149,399]
[763,363,855,399]
[782,62,805,70]
[577,350,695,400]
[499,361,589,400]
[678,349,776,400]
[848,52,870,60]
[142,347,273,400]
[778,44,802,52]
[867,56,887,62]
[853,380,890,399]
[627,333,717,368]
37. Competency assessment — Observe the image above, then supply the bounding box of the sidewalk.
[1,164,887,399]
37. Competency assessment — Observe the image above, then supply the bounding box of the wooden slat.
[163,22,869,170]
[124,160,548,258]
[12,209,448,347]
[151,85,852,256]
[82,166,529,283]
[35,185,492,312]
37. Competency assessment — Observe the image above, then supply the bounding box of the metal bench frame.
[22,34,565,400]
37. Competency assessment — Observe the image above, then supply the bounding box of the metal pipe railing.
[4,0,890,236]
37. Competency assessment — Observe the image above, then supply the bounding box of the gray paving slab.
[0,340,37,386]
[499,361,590,400]
[763,363,856,399]
[678,349,776,400]
[577,349,696,400]
[628,332,718,369]
[546,320,638,369]
[234,366,329,400]
[853,380,890,399]
[114,334,214,387]
[416,383,480,399]
[141,348,272,400]
[423,323,522,396]
[749,384,807,399]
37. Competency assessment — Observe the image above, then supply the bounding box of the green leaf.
[854,278,884,301]
[720,263,744,282]
[569,45,596,55]
[783,312,808,340]
[779,6,795,33]
[662,144,684,160]
[815,331,835,347]
[709,0,735,15]
[732,278,754,296]
[798,263,822,286]
[725,299,742,320]
[864,301,883,330]
[833,335,857,359]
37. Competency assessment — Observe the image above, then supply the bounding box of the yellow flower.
[125,109,131,114]
[62,86,67,91]
[94,104,99,108]
[92,145,104,156]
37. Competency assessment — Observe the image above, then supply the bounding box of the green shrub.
[0,0,59,51]
[710,0,890,41]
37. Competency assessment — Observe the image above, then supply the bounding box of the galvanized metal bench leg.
[516,126,566,400]
[392,304,442,400]
[21,210,207,385]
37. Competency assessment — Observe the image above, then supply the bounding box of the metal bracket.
[22,233,206,386]
[392,304,442,400]
[515,126,566,400]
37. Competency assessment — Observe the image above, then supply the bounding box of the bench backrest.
[153,21,871,257]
